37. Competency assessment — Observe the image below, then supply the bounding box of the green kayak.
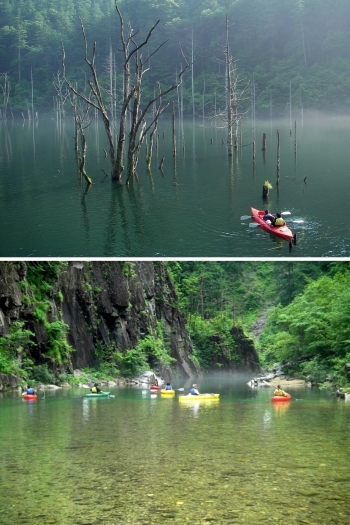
[85,391,110,398]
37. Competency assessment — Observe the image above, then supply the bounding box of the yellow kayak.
[179,394,220,401]
[160,389,175,396]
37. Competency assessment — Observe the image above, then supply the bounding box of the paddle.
[241,211,291,220]
[249,218,304,228]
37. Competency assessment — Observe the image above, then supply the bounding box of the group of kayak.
[150,383,220,400]
[21,382,290,402]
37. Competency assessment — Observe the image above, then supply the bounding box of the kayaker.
[25,386,36,395]
[190,384,200,395]
[274,385,288,396]
[165,382,172,390]
[272,212,285,227]
[263,209,274,223]
[91,383,101,394]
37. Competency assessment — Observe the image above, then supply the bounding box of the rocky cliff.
[0,261,200,384]
[0,261,262,389]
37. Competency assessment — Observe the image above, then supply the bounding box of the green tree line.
[1,261,350,387]
[1,0,350,115]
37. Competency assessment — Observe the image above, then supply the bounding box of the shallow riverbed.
[1,378,350,524]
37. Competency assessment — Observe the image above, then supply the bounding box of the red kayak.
[150,385,160,391]
[251,208,295,243]
[271,394,291,402]
[23,394,37,400]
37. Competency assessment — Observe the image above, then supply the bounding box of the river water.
[1,377,350,525]
[1,114,350,257]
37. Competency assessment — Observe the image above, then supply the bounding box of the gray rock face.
[0,262,201,385]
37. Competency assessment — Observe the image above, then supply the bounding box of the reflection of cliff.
[0,261,200,379]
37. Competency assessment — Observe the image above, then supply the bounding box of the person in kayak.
[165,382,172,390]
[274,385,288,396]
[272,212,285,227]
[190,384,200,395]
[91,383,101,394]
[263,210,274,223]
[25,386,36,395]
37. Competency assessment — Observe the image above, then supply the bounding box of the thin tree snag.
[172,101,176,157]
[63,19,118,179]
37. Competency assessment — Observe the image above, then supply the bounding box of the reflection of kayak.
[251,207,295,243]
[179,394,220,401]
[85,392,110,398]
[160,390,175,396]
[271,394,291,402]
[23,394,37,400]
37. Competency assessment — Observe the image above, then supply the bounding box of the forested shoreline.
[1,261,350,390]
[1,0,350,118]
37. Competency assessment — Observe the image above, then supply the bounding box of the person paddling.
[91,383,101,394]
[189,384,200,395]
[274,384,288,397]
[165,382,172,391]
[272,212,285,227]
[24,385,36,395]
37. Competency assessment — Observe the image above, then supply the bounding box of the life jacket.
[274,389,285,396]
[165,385,172,390]
[27,388,34,394]
[190,388,198,395]
[274,217,285,226]
[91,386,98,393]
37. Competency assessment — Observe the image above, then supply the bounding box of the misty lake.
[1,378,350,525]
[1,114,350,257]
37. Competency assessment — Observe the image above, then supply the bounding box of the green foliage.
[29,364,55,384]
[113,349,148,378]
[0,321,35,376]
[259,267,350,384]
[46,320,73,365]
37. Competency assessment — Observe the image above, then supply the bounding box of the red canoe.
[251,207,295,243]
[23,394,37,400]
[271,394,291,402]
[150,386,160,391]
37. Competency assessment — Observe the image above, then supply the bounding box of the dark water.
[1,378,350,524]
[1,115,350,257]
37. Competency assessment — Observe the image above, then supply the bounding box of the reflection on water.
[1,115,350,256]
[1,382,350,524]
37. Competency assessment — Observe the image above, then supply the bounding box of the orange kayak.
[251,208,295,242]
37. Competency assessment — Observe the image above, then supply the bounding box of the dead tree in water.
[0,72,11,120]
[64,17,116,180]
[116,2,188,183]
[63,1,188,183]
[214,16,248,157]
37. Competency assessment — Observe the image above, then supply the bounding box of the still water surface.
[1,378,350,524]
[1,115,350,257]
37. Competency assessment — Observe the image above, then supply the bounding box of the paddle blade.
[176,388,184,391]
[249,222,260,228]
[240,215,252,220]
[292,219,304,224]
[281,211,291,216]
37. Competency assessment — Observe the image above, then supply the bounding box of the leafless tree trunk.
[63,1,188,184]
[0,73,10,120]
[64,18,117,179]
[116,2,188,183]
